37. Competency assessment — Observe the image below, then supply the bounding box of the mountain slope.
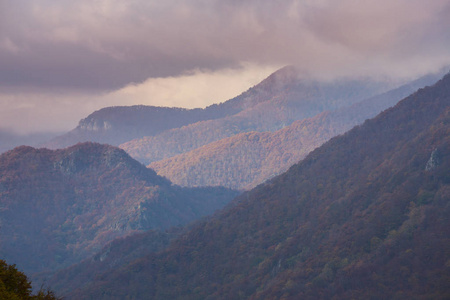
[44,66,322,149]
[39,228,181,296]
[149,72,443,190]
[121,70,392,165]
[44,105,217,149]
[63,72,450,299]
[0,143,239,275]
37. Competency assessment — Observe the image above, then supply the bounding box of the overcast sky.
[1,0,450,134]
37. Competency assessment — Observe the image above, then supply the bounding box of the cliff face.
[44,106,214,149]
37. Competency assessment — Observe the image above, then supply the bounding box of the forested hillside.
[40,228,181,296]
[43,66,319,149]
[59,72,450,299]
[120,67,393,164]
[0,143,238,275]
[44,106,218,149]
[149,72,443,190]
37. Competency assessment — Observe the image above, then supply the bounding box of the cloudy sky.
[1,0,450,134]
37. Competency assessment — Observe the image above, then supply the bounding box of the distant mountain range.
[44,105,226,150]
[41,66,445,193]
[0,143,238,275]
[36,67,446,194]
[49,71,450,299]
[120,67,395,165]
[43,66,307,149]
[44,66,394,154]
[149,72,444,190]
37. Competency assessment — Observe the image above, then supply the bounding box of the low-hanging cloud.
[0,64,277,134]
[104,63,278,108]
[1,0,449,90]
[1,0,450,133]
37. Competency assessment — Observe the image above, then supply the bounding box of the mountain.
[43,105,220,149]
[121,69,393,165]
[45,67,393,152]
[36,228,181,296]
[58,72,450,299]
[0,143,239,275]
[148,72,443,190]
[44,66,329,150]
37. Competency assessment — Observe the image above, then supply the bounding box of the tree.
[0,260,60,300]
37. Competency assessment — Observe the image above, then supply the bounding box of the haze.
[1,0,449,134]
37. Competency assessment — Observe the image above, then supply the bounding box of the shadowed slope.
[0,143,239,275]
[59,73,449,299]
[150,72,443,190]
[121,68,392,164]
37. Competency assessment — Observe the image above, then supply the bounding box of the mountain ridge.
[58,71,450,299]
[149,71,444,190]
[43,66,301,149]
[121,73,393,165]
[0,142,239,275]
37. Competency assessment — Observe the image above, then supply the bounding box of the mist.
[1,0,449,133]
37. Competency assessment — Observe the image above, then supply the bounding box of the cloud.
[0,89,97,134]
[297,0,450,77]
[1,0,450,133]
[0,64,277,134]
[1,0,449,91]
[104,63,279,108]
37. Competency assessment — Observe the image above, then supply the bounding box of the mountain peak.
[0,142,239,275]
[53,142,132,174]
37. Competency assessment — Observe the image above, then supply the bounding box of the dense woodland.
[121,69,392,165]
[0,143,238,276]
[42,228,181,296]
[149,72,442,190]
[48,73,450,298]
[1,67,448,299]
